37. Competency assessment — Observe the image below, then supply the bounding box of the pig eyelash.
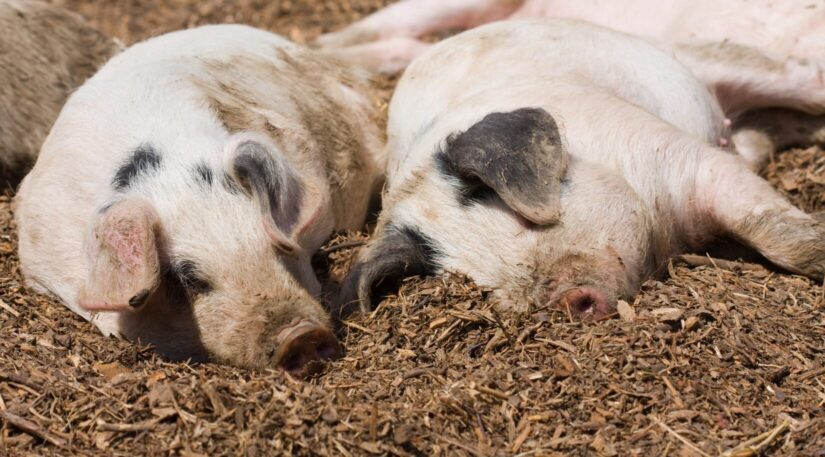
[168,259,213,296]
[457,179,497,207]
[433,141,497,208]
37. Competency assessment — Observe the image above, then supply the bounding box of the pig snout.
[273,320,341,376]
[555,287,617,320]
[528,252,631,321]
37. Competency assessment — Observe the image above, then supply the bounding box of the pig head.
[15,25,384,375]
[340,108,659,319]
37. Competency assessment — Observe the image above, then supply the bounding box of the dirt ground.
[1,1,824,455]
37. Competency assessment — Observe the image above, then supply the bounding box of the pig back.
[387,19,724,182]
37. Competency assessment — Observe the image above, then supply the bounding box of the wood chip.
[0,411,67,448]
[617,300,637,321]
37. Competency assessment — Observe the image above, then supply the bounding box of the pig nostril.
[315,342,339,361]
[280,351,304,373]
[571,296,595,315]
[275,320,341,376]
[557,287,614,319]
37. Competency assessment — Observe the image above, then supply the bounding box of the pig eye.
[168,259,212,297]
[458,178,497,206]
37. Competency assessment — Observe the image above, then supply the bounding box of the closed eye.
[458,178,497,207]
[169,259,213,297]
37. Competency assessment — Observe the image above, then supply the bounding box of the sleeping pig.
[338,20,825,319]
[1,0,119,188]
[15,24,384,375]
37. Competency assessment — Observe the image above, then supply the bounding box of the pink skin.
[78,200,160,313]
[319,0,825,63]
[555,287,615,320]
[275,319,341,377]
[317,0,825,117]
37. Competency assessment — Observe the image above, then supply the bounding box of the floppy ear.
[77,199,161,312]
[436,107,569,225]
[336,225,439,317]
[230,140,305,255]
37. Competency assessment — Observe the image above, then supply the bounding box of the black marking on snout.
[338,224,442,315]
[394,225,442,276]
[169,259,213,296]
[194,163,214,187]
[112,143,162,191]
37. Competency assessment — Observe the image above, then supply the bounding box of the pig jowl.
[15,24,384,375]
[338,19,825,320]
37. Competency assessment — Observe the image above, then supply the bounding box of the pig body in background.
[340,20,825,319]
[15,25,384,374]
[0,0,119,188]
[317,0,825,73]
[318,0,825,168]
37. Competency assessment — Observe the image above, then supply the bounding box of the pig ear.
[231,140,304,254]
[336,225,440,317]
[77,199,161,312]
[436,107,569,225]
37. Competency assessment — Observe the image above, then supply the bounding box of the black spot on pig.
[435,108,569,225]
[232,141,304,234]
[336,224,441,317]
[112,144,162,191]
[194,163,213,187]
[222,174,242,194]
[169,259,212,296]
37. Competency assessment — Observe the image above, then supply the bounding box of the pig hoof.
[275,320,341,377]
[556,287,617,320]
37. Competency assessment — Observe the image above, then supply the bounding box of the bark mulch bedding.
[2,1,825,455]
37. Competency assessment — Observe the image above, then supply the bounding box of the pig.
[316,0,825,74]
[337,20,825,320]
[15,24,384,375]
[317,0,825,164]
[0,0,119,188]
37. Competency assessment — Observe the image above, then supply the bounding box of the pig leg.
[314,0,522,73]
[693,148,825,279]
[320,37,433,75]
[731,108,825,169]
[669,42,825,115]
[315,0,523,49]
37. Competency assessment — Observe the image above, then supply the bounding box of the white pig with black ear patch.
[15,24,384,376]
[338,20,825,320]
[0,0,119,187]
